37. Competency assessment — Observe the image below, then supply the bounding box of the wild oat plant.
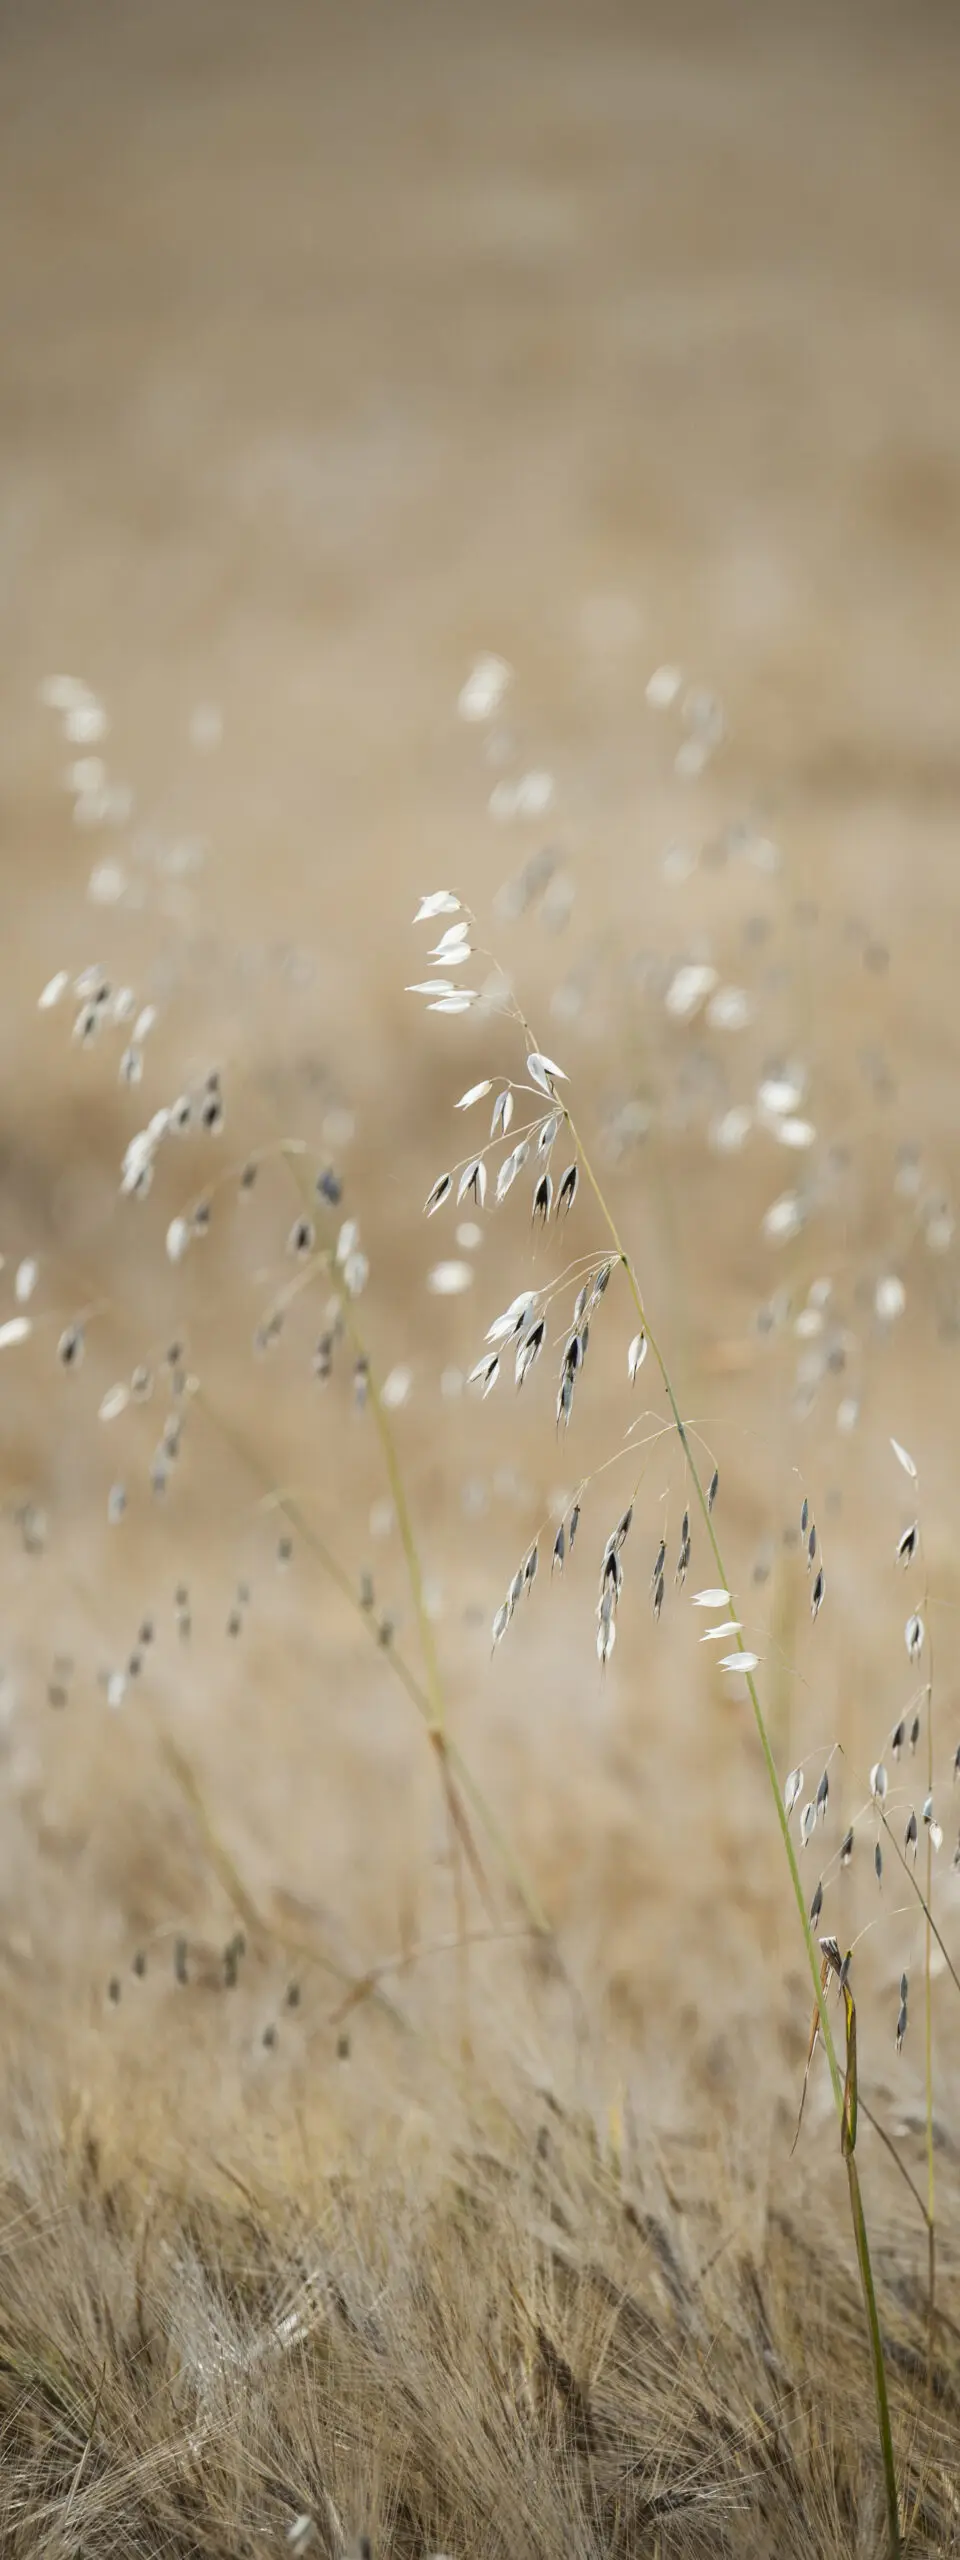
[1,662,959,2556]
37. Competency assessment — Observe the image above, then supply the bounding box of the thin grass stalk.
[193,1386,553,1941]
[565,1105,901,2555]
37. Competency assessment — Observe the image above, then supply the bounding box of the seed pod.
[816,1768,829,1818]
[810,1565,825,1619]
[809,1878,823,1925]
[552,1523,566,1573]
[840,1826,854,1865]
[568,1502,581,1551]
[532,1171,553,1224]
[515,1317,545,1386]
[897,1522,919,1566]
[707,1467,719,1514]
[904,1809,918,1854]
[891,1720,905,1760]
[627,1330,647,1382]
[496,1140,531,1203]
[457,1158,487,1209]
[784,1767,803,1817]
[597,1616,616,1666]
[556,1163,579,1216]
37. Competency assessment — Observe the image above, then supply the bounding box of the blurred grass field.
[1,5,960,2549]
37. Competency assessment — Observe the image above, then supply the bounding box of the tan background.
[1,0,959,2160]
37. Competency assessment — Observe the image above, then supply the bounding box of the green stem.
[846,2153,902,2557]
[566,1108,902,2553]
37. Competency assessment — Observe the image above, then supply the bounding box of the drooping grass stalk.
[564,1104,901,2559]
[879,1810,960,1999]
[279,1141,447,1736]
[193,1384,553,1940]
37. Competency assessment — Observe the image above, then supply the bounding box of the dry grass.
[2,2018,959,2560]
[4,7,960,2550]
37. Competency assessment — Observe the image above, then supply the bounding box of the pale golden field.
[1,4,960,2550]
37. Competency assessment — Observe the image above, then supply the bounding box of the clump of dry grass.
[1,2044,958,2560]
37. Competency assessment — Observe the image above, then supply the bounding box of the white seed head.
[597,1616,617,1665]
[414,892,460,922]
[776,1117,817,1151]
[381,1364,412,1409]
[870,1761,888,1804]
[496,1139,531,1203]
[430,921,471,956]
[467,1352,500,1397]
[424,1173,452,1216]
[627,1331,647,1382]
[455,1081,493,1111]
[890,1436,918,1482]
[706,986,753,1032]
[343,1250,369,1297]
[99,1383,129,1421]
[875,1274,906,1323]
[166,1217,190,1265]
[762,1192,803,1244]
[457,1159,487,1208]
[664,963,718,1022]
[784,1766,803,1817]
[719,1652,759,1674]
[691,1588,731,1609]
[711,1106,753,1155]
[0,1316,32,1350]
[38,969,70,1010]
[905,1612,925,1661]
[486,1291,537,1344]
[645,663,684,709]
[526,1051,567,1095]
[758,1073,805,1117]
[458,654,512,721]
